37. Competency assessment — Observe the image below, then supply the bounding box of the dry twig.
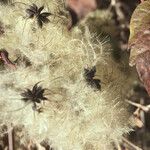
[122,137,143,150]
[126,100,150,112]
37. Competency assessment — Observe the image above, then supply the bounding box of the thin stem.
[7,102,31,112]
[51,13,66,20]
[116,143,122,150]
[126,99,150,112]
[122,137,142,150]
[111,0,116,6]
[8,126,14,150]
[11,1,28,6]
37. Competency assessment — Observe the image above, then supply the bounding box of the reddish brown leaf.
[136,51,150,95]
[129,27,150,66]
[129,26,150,95]
[128,0,150,95]
[66,0,97,30]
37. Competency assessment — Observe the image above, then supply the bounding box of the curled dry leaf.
[66,0,97,30]
[0,49,16,69]
[128,0,150,95]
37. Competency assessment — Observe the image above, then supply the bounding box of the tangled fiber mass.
[0,0,132,149]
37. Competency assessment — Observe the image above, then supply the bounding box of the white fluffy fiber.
[0,1,132,149]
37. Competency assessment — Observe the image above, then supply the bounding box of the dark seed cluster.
[21,82,47,112]
[84,66,101,90]
[26,3,52,28]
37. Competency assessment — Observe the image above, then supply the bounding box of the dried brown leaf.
[136,50,150,95]
[66,0,97,29]
[0,49,16,69]
[129,0,150,66]
[129,27,150,67]
[128,0,150,95]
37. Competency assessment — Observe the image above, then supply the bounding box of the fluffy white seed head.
[0,1,132,149]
